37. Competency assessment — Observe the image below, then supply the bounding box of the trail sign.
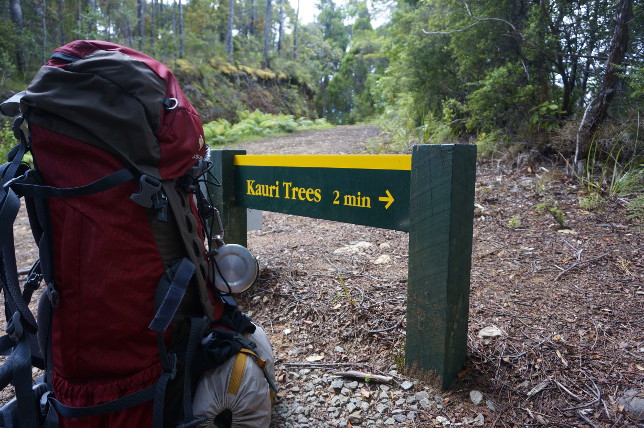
[209,145,477,389]
[233,155,411,231]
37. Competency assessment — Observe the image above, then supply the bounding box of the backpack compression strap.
[0,140,44,427]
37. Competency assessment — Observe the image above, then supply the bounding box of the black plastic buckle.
[151,191,168,222]
[24,263,44,293]
[130,174,162,208]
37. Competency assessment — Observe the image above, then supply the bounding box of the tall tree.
[58,0,65,45]
[250,0,256,35]
[293,0,299,59]
[9,0,26,73]
[178,0,184,58]
[263,0,272,67]
[575,0,634,168]
[137,0,144,50]
[277,0,285,57]
[226,0,235,61]
[41,0,47,63]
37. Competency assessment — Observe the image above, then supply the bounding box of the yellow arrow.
[379,190,394,209]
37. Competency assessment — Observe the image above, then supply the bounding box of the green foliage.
[0,122,15,162]
[507,215,522,228]
[476,130,508,159]
[203,110,331,146]
[536,200,567,228]
[568,133,643,198]
[529,101,564,133]
[579,193,606,211]
[626,196,644,224]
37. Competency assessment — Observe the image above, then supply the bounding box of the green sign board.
[210,145,477,389]
[233,155,412,231]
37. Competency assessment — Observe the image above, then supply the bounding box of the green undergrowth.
[0,121,13,162]
[203,110,332,145]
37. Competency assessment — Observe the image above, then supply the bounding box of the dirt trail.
[235,125,382,155]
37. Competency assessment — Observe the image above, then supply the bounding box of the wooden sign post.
[209,144,476,388]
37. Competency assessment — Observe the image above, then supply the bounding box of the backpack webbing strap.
[0,314,40,427]
[149,258,195,333]
[0,162,39,333]
[181,317,208,425]
[8,168,136,199]
[47,383,157,419]
[227,344,272,397]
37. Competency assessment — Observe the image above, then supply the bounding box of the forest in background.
[1,0,642,196]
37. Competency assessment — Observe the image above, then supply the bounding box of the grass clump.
[536,200,567,228]
[203,110,331,146]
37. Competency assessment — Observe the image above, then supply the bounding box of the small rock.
[347,403,357,413]
[407,411,417,420]
[297,414,309,423]
[486,400,497,412]
[395,398,405,406]
[341,387,350,396]
[419,398,432,409]
[347,381,359,390]
[331,379,344,390]
[376,403,388,413]
[472,413,485,426]
[393,414,407,423]
[406,395,417,404]
[373,254,391,265]
[436,415,450,425]
[384,418,395,425]
[416,391,429,401]
[477,326,504,339]
[401,380,414,390]
[335,346,345,353]
[619,389,644,420]
[470,390,484,405]
[464,413,485,426]
[348,413,363,425]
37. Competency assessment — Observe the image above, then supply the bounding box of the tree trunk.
[263,0,272,67]
[9,0,27,73]
[137,0,145,50]
[58,0,65,45]
[42,0,47,64]
[293,0,299,60]
[250,0,255,36]
[574,0,633,169]
[150,0,158,56]
[88,0,97,38]
[226,0,234,61]
[178,0,184,58]
[277,0,284,58]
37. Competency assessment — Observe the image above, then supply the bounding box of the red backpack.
[0,40,266,427]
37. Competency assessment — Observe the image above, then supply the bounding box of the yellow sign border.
[233,155,412,171]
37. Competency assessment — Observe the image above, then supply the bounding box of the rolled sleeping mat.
[193,325,276,428]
